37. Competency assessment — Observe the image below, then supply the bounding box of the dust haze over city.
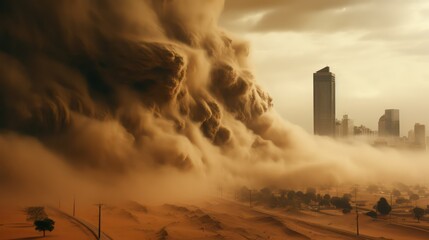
[1,1,429,239]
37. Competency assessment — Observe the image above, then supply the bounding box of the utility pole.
[96,203,103,240]
[73,195,76,217]
[355,186,359,237]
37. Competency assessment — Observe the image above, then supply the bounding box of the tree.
[412,207,425,223]
[306,187,317,195]
[268,194,278,208]
[260,187,272,197]
[392,189,401,197]
[259,187,272,204]
[25,207,47,222]
[278,190,287,208]
[303,192,316,205]
[323,194,331,201]
[319,194,331,207]
[376,197,392,215]
[34,218,55,237]
[343,193,352,201]
[287,191,296,200]
[409,193,419,201]
[295,191,304,200]
[330,196,352,211]
[367,185,379,194]
[395,197,410,205]
[316,193,322,203]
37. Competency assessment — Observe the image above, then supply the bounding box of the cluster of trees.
[367,184,429,222]
[237,187,353,213]
[392,184,428,199]
[368,184,427,200]
[25,207,55,237]
[237,186,428,223]
[366,197,428,223]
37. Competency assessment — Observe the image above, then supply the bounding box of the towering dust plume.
[0,0,428,200]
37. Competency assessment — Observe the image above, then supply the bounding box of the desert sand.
[0,204,94,240]
[2,194,429,240]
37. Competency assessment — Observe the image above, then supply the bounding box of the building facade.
[354,125,376,136]
[313,66,336,136]
[341,114,354,137]
[414,123,426,149]
[378,109,400,137]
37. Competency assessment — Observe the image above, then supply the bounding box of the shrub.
[366,211,378,219]
[342,207,352,214]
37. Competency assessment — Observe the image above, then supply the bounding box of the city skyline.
[221,0,429,136]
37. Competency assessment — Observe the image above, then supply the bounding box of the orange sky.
[221,0,429,135]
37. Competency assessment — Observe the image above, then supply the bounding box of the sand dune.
[2,197,429,240]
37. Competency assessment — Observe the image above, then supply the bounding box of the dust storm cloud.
[0,0,428,200]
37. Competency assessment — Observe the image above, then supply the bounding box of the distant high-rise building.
[341,115,354,137]
[335,119,342,137]
[414,123,426,149]
[408,130,415,142]
[378,115,386,136]
[354,125,376,136]
[313,66,335,136]
[378,109,400,137]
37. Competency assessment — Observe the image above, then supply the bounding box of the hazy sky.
[221,0,429,135]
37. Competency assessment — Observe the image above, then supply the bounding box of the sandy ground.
[0,204,94,240]
[2,196,429,240]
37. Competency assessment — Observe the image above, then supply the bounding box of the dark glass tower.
[379,109,399,137]
[313,66,336,136]
[385,109,400,137]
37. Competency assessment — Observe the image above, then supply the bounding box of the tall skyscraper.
[313,66,335,136]
[414,123,426,149]
[378,115,386,136]
[341,114,354,137]
[408,129,415,142]
[378,109,400,137]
